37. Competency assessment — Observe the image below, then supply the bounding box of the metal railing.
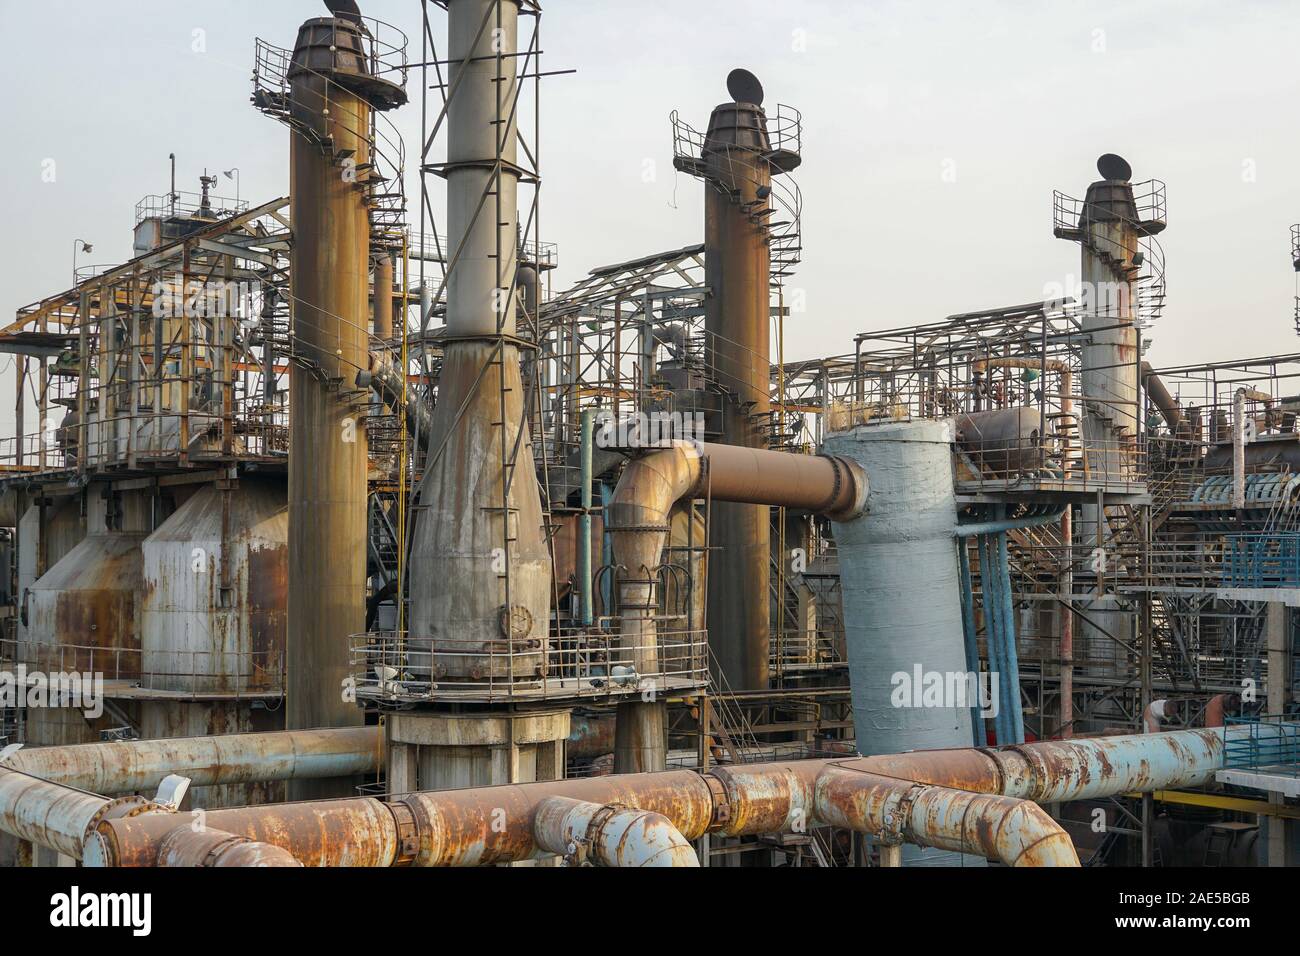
[134,191,248,225]
[1223,715,1300,776]
[1,638,284,698]
[349,628,710,704]
[1223,533,1300,588]
[770,629,844,671]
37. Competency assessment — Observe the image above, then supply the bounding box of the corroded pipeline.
[532,797,699,867]
[0,726,382,795]
[814,767,1079,867]
[607,441,866,772]
[89,770,714,868]
[156,827,303,868]
[0,767,111,860]
[85,797,404,868]
[85,728,1278,868]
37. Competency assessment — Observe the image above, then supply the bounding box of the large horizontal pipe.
[699,442,868,520]
[1,726,382,795]
[85,727,1279,868]
[0,768,111,860]
[815,768,1079,867]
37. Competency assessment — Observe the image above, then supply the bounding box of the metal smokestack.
[280,12,406,794]
[702,69,778,691]
[407,0,551,681]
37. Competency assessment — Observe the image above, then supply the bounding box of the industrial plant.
[0,0,1296,882]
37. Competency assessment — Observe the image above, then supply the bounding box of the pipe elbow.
[533,796,699,867]
[156,824,304,867]
[607,441,705,530]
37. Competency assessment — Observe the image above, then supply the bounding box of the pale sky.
[2,0,1298,430]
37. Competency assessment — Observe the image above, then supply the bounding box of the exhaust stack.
[407,0,552,681]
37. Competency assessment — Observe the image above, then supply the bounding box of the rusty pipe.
[0,767,111,860]
[90,770,714,868]
[156,824,303,868]
[86,797,403,868]
[532,796,699,867]
[1141,361,1184,434]
[815,767,1080,867]
[607,441,865,771]
[0,726,382,795]
[86,728,1281,868]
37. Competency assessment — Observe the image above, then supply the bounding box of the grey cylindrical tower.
[703,77,775,692]
[407,0,552,681]
[823,419,983,867]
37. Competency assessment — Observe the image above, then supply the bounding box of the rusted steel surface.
[0,767,109,859]
[80,728,1267,868]
[26,533,146,680]
[533,796,698,867]
[286,15,370,744]
[706,761,820,837]
[814,767,1079,867]
[89,798,399,868]
[156,825,303,867]
[142,482,287,695]
[700,444,867,521]
[1,726,381,794]
[404,771,715,867]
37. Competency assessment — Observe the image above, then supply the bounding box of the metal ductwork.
[606,441,866,772]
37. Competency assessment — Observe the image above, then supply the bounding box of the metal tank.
[23,532,146,746]
[407,0,552,682]
[822,419,983,867]
[140,481,287,697]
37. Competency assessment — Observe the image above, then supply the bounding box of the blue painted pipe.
[956,541,984,747]
[996,530,1025,744]
[978,533,1010,745]
[954,509,1067,538]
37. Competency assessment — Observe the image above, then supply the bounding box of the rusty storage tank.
[955,407,1047,478]
[15,498,87,648]
[140,481,287,697]
[138,480,288,807]
[22,531,147,746]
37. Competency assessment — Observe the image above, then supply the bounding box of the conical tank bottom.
[408,340,551,683]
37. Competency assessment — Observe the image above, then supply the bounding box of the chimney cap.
[1097,153,1133,182]
[726,68,765,107]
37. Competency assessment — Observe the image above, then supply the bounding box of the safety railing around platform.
[349,628,710,705]
[1223,715,1300,777]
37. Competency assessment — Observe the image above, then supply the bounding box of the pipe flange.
[83,795,169,848]
[882,785,924,846]
[387,799,421,867]
[703,773,732,829]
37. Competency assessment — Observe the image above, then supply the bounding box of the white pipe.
[531,796,699,867]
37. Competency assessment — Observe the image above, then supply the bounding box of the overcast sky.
[2,0,1298,430]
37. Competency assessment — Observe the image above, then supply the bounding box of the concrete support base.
[384,710,570,794]
[613,700,667,774]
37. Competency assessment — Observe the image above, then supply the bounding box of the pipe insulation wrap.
[822,420,979,865]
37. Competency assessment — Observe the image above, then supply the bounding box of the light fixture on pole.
[223,167,241,205]
[72,238,94,283]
